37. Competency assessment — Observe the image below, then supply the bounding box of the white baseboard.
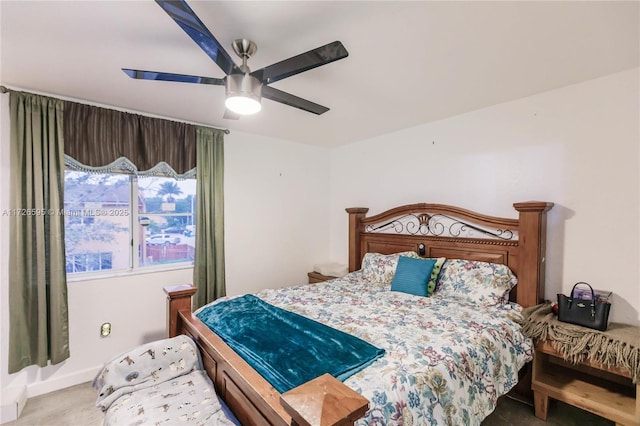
[0,365,102,423]
[0,385,26,424]
[27,365,102,398]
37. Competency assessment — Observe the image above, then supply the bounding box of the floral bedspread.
[216,272,532,425]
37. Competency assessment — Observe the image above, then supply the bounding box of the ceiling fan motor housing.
[225,73,262,114]
[226,72,262,100]
[225,38,262,114]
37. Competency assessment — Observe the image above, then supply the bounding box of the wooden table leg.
[534,391,549,420]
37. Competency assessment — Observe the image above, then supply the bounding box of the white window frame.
[65,172,196,281]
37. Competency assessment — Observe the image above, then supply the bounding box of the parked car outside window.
[162,227,184,234]
[146,234,181,246]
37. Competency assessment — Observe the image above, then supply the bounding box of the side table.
[532,340,639,425]
[308,271,338,284]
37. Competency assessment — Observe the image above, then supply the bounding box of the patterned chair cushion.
[94,335,239,425]
[103,370,237,426]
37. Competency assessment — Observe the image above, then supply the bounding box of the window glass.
[64,171,196,275]
[66,252,113,273]
[137,176,196,267]
[64,171,131,272]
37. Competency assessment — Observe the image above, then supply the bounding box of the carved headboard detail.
[346,202,553,308]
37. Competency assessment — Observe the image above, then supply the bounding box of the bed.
[165,201,553,425]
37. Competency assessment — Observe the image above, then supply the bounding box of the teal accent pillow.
[390,256,438,297]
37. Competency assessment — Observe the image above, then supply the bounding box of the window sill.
[66,263,194,283]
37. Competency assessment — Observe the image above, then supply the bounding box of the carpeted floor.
[4,381,613,426]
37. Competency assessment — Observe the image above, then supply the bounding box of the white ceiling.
[1,1,638,147]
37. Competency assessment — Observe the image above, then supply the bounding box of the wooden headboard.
[346,201,553,308]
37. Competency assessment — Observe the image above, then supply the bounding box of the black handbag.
[557,282,611,331]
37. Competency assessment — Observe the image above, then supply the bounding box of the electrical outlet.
[100,322,111,337]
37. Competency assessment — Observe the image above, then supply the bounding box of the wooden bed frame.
[165,201,553,425]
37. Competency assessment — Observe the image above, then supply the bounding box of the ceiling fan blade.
[155,0,240,75]
[262,86,329,115]
[223,109,240,120]
[122,69,226,86]
[252,41,348,85]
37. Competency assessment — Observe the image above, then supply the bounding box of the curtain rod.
[0,85,230,134]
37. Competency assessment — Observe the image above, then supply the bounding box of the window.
[66,252,112,273]
[64,171,196,275]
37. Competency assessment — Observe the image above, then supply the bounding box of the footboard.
[164,285,369,426]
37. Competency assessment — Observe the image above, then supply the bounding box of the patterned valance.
[63,101,197,175]
[64,155,196,179]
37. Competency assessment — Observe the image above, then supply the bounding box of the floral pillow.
[427,257,447,296]
[433,259,517,306]
[361,251,420,283]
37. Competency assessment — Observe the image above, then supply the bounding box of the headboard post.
[346,208,369,272]
[164,284,197,337]
[513,202,554,307]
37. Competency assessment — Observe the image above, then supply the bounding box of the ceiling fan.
[123,0,349,119]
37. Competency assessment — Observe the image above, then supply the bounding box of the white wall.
[329,68,640,325]
[0,90,331,408]
[224,131,330,295]
[0,269,193,399]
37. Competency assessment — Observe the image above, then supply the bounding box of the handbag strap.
[568,282,597,317]
[569,282,596,302]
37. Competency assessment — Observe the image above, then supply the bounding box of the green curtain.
[8,92,69,373]
[193,127,225,309]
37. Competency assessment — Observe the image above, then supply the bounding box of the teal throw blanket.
[196,295,385,393]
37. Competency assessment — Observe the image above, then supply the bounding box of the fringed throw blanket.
[521,302,640,383]
[196,294,385,393]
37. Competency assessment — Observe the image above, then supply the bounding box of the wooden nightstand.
[308,271,338,284]
[532,340,639,425]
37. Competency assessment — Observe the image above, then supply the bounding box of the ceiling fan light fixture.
[124,3,349,119]
[225,73,262,115]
